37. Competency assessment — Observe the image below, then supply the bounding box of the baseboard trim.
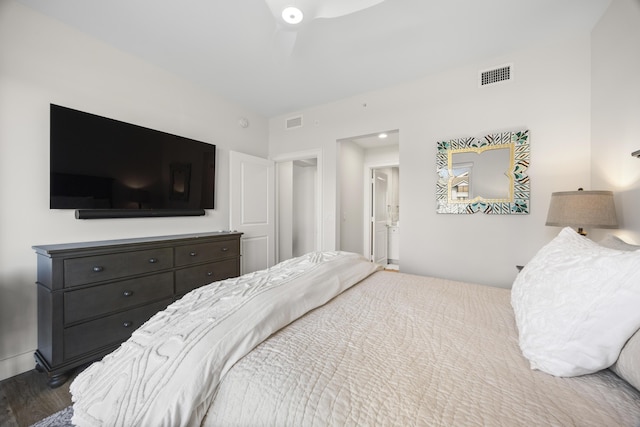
[0,351,35,382]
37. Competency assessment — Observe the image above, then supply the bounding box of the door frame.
[363,161,399,262]
[272,149,323,263]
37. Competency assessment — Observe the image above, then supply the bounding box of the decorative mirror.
[436,130,530,214]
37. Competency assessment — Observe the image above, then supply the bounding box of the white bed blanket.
[70,251,380,427]
[205,271,640,426]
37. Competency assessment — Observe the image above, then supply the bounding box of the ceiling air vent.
[285,115,303,130]
[479,64,512,87]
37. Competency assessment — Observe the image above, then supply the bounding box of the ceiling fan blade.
[271,26,299,59]
[315,0,385,19]
[264,0,385,58]
[264,0,384,23]
[264,0,287,19]
[265,0,317,24]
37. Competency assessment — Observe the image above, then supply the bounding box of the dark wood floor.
[0,369,75,427]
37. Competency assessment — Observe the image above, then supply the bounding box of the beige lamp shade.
[546,190,618,235]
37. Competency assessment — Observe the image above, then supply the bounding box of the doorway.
[372,169,389,265]
[274,150,323,263]
[370,165,399,269]
[338,130,399,270]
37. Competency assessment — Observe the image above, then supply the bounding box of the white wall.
[277,162,294,262]
[338,141,365,253]
[591,0,640,244]
[292,163,317,256]
[270,35,593,288]
[0,2,268,380]
[364,145,400,166]
[390,166,400,224]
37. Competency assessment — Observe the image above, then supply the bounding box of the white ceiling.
[345,130,400,148]
[16,0,611,118]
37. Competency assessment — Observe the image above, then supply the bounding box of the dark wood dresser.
[32,231,242,387]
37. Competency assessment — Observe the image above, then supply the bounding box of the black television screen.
[50,104,215,218]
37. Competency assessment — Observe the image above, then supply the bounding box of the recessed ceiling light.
[282,6,303,24]
[378,133,388,139]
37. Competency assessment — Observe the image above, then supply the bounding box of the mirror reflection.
[450,147,511,200]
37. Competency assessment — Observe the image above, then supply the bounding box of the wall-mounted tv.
[50,104,215,219]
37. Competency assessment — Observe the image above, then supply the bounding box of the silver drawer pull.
[207,272,213,277]
[123,321,133,328]
[92,266,104,273]
[148,258,158,264]
[221,247,229,252]
[123,290,133,297]
[190,251,197,257]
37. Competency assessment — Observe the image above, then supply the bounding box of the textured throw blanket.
[70,251,380,427]
[205,271,640,426]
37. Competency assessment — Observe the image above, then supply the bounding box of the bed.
[69,229,640,426]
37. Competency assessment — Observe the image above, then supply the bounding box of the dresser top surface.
[33,231,243,255]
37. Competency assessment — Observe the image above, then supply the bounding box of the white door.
[229,151,275,274]
[371,170,388,264]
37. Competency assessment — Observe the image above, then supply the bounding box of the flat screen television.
[50,104,215,219]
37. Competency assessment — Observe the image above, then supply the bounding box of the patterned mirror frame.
[436,130,530,214]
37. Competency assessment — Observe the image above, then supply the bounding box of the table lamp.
[545,188,618,237]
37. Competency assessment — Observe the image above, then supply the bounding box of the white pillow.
[610,328,640,391]
[511,227,640,377]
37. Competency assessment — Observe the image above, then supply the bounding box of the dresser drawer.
[63,299,171,360]
[34,232,241,387]
[175,239,240,267]
[64,248,173,287]
[64,272,173,325]
[175,258,239,295]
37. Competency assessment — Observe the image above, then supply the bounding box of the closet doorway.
[274,150,323,263]
[338,130,399,270]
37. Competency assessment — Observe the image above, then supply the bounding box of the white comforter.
[205,271,640,426]
[70,251,380,427]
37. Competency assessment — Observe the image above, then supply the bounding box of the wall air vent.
[285,115,303,130]
[479,64,512,87]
